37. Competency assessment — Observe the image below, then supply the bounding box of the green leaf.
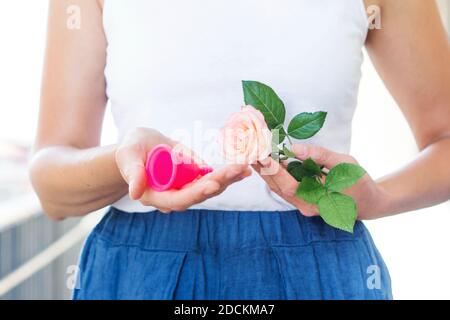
[242,81,286,130]
[296,176,327,204]
[287,161,306,181]
[318,192,357,233]
[325,163,366,192]
[287,161,314,181]
[287,159,322,182]
[287,112,327,139]
[272,124,286,145]
[302,158,323,176]
[282,145,296,158]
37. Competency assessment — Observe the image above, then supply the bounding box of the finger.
[253,162,319,216]
[171,143,207,167]
[115,145,147,200]
[141,165,251,211]
[292,144,356,169]
[128,165,148,200]
[147,179,222,211]
[252,163,283,195]
[257,157,282,176]
[167,165,252,210]
[199,164,252,187]
[158,208,173,214]
[259,158,298,198]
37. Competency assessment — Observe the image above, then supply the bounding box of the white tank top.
[103,0,369,212]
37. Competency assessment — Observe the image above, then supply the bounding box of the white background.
[0,0,449,299]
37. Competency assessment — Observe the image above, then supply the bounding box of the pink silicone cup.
[145,144,213,192]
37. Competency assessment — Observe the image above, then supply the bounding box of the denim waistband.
[92,207,366,254]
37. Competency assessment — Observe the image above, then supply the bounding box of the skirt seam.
[93,233,360,257]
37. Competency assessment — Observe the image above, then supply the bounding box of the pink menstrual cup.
[145,144,213,192]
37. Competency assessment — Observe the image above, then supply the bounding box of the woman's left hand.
[252,144,391,220]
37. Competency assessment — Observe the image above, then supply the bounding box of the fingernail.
[129,187,138,200]
[260,157,271,168]
[242,169,253,178]
[293,144,308,158]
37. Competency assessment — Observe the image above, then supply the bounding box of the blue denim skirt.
[73,207,392,300]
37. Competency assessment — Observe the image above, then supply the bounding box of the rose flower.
[219,105,273,164]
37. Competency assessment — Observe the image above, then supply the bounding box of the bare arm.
[365,0,450,216]
[30,0,126,219]
[253,0,450,220]
[30,0,250,220]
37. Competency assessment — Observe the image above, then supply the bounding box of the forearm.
[29,144,127,219]
[375,137,450,218]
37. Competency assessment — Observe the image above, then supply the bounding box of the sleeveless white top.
[103,0,368,212]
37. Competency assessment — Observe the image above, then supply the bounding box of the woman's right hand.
[115,127,252,213]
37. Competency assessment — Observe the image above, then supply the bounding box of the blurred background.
[0,0,449,300]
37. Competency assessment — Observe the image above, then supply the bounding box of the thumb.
[292,144,357,169]
[116,146,148,200]
[126,162,147,200]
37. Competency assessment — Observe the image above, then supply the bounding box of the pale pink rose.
[219,105,273,164]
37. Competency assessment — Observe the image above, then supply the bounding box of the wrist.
[372,179,401,219]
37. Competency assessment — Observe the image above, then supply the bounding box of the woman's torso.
[103,0,368,212]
